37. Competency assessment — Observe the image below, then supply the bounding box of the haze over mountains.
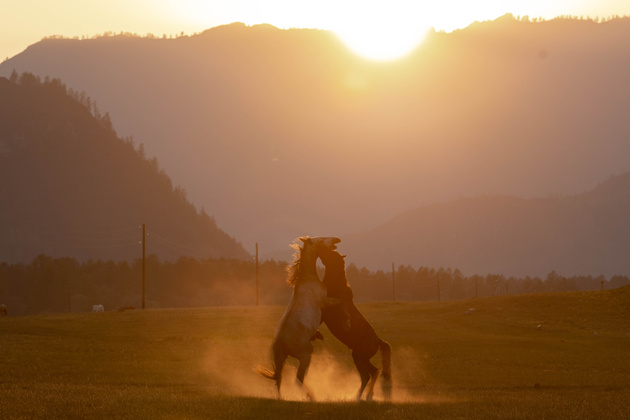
[343,173,630,277]
[2,14,630,275]
[0,75,249,262]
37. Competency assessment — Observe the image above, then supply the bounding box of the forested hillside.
[3,16,630,256]
[0,74,249,263]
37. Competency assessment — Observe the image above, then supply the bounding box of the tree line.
[349,264,630,302]
[1,254,628,316]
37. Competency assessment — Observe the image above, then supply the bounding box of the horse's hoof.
[310,330,324,341]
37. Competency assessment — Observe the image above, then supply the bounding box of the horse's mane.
[286,242,302,287]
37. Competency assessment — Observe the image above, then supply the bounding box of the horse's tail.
[379,339,392,400]
[253,365,277,381]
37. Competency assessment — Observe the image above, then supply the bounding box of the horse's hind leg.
[273,348,288,399]
[364,362,380,401]
[296,353,315,401]
[353,352,372,400]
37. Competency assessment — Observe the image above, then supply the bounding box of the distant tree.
[610,275,630,289]
[42,77,67,96]
[414,266,436,301]
[544,270,576,292]
[484,274,506,296]
[100,112,113,132]
[469,274,484,298]
[447,268,466,300]
[18,72,41,88]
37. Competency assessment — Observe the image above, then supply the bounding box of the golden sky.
[2,0,630,61]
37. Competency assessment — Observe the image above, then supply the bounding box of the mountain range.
[1,14,630,276]
[342,172,630,277]
[0,74,249,262]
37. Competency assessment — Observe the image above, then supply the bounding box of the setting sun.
[332,16,430,61]
[156,0,630,61]
[329,0,520,61]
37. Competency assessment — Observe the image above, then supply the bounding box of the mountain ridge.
[0,74,249,263]
[2,15,630,267]
[340,172,630,277]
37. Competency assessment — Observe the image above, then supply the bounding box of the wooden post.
[255,243,259,306]
[142,223,146,310]
[475,277,478,298]
[437,277,441,302]
[601,280,604,292]
[392,262,396,302]
[67,279,71,313]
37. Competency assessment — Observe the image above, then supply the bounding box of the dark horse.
[315,239,392,401]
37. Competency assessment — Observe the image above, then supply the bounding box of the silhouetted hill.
[0,75,249,262]
[341,172,630,277]
[2,16,630,258]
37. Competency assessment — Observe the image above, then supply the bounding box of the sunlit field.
[1,287,629,419]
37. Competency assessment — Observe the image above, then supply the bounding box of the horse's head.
[293,236,340,257]
[311,237,344,267]
[287,236,340,286]
[308,236,341,251]
[311,238,350,296]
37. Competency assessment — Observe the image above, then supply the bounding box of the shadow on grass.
[206,396,431,419]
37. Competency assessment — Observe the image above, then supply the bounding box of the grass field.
[1,287,629,419]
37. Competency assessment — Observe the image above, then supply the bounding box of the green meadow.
[1,287,629,419]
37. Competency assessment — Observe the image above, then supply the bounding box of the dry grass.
[1,287,629,419]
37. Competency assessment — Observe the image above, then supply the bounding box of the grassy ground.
[1,287,629,419]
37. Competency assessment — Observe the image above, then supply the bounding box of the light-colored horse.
[255,236,340,400]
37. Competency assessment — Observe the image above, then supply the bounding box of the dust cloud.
[200,339,437,403]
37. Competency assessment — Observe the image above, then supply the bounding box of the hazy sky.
[2,0,630,60]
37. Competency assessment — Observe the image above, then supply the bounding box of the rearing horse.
[315,239,393,401]
[255,236,340,400]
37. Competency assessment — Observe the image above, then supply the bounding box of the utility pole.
[67,279,71,313]
[255,243,259,306]
[392,262,396,302]
[142,223,146,310]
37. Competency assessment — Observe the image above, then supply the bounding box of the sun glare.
[333,24,430,61]
[329,2,432,61]
[324,0,587,61]
[165,0,610,62]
